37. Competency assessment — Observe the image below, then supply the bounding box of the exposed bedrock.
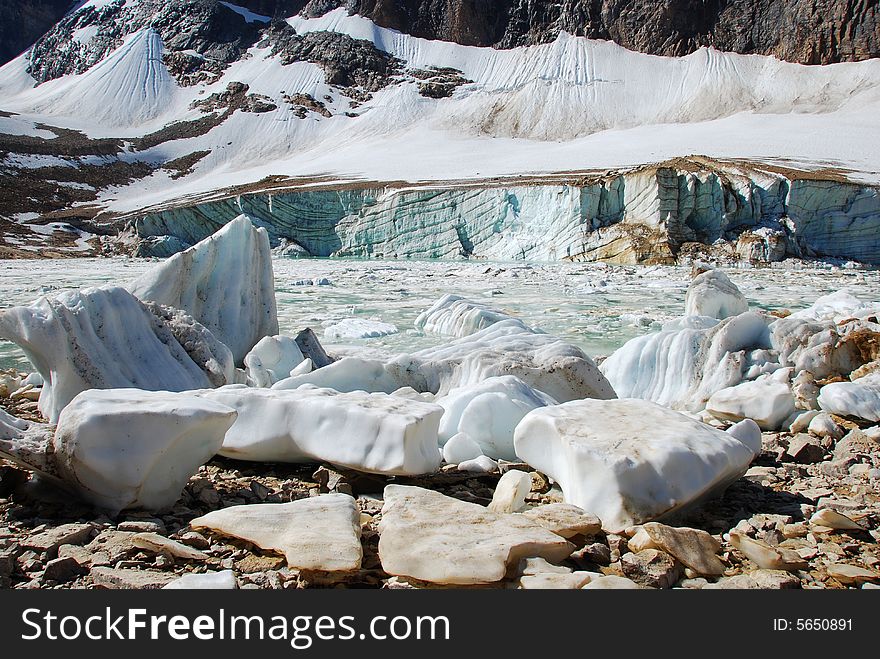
[128,166,880,265]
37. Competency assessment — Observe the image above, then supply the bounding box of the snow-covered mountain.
[0,0,879,263]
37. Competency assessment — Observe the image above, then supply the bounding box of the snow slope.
[0,7,878,214]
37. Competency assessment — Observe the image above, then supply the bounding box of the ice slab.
[414,294,518,338]
[201,385,443,475]
[513,398,756,532]
[818,373,880,422]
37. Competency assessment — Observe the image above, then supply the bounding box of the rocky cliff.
[301,0,879,64]
[2,0,877,67]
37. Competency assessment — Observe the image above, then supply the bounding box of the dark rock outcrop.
[0,0,74,65]
[309,0,879,64]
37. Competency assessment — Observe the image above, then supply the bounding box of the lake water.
[1,257,877,372]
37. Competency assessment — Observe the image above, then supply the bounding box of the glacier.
[127,167,880,265]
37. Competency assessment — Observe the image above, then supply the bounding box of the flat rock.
[90,567,175,589]
[826,563,880,585]
[190,494,362,573]
[519,503,602,539]
[518,572,593,589]
[786,433,826,464]
[705,569,801,589]
[728,531,809,572]
[131,533,209,561]
[514,398,756,531]
[23,523,94,556]
[378,485,573,585]
[631,522,725,576]
[580,575,643,589]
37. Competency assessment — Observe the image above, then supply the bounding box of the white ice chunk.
[487,470,531,513]
[163,570,238,590]
[456,455,498,473]
[601,312,770,411]
[128,215,278,364]
[243,335,304,387]
[685,269,748,320]
[725,418,763,455]
[513,398,755,532]
[323,318,399,340]
[0,286,234,422]
[436,375,557,460]
[818,373,880,422]
[53,389,237,513]
[200,386,443,475]
[277,320,614,404]
[441,432,483,464]
[414,294,518,337]
[706,376,797,430]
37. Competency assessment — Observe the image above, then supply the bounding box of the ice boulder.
[818,373,880,422]
[243,335,304,387]
[128,215,278,364]
[42,390,236,513]
[414,294,519,338]
[769,290,880,379]
[0,286,234,422]
[199,385,443,475]
[378,485,573,585]
[685,269,748,320]
[601,312,771,411]
[0,408,28,440]
[706,372,797,430]
[278,320,614,404]
[436,376,557,460]
[513,398,756,532]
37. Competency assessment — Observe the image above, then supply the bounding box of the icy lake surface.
[1,257,878,371]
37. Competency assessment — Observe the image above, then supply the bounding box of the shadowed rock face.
[0,0,74,65]
[2,0,876,67]
[303,0,878,64]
